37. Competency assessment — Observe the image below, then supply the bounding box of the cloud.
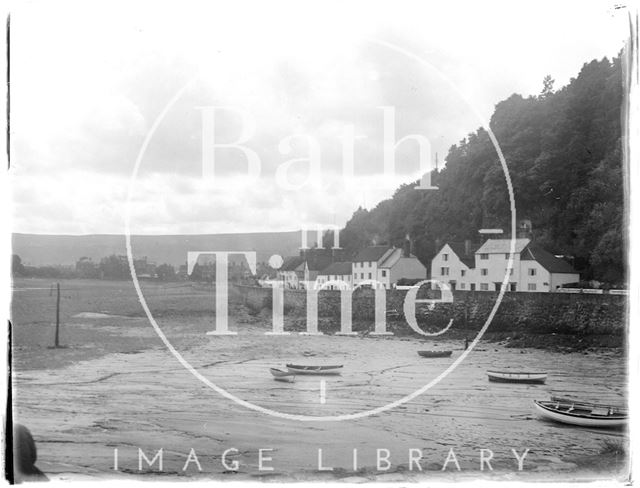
[10,0,628,234]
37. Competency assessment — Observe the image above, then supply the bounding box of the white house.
[431,238,579,292]
[518,244,580,291]
[377,247,428,288]
[315,262,353,290]
[473,238,531,292]
[277,251,334,289]
[430,241,478,291]
[353,245,427,289]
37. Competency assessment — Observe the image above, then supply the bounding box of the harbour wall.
[233,285,626,336]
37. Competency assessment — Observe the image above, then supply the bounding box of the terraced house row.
[430,238,579,292]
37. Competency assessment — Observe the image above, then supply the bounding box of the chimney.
[464,239,471,256]
[435,238,442,253]
[517,219,533,239]
[403,234,411,257]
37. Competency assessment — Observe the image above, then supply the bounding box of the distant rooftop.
[280,256,304,271]
[353,246,391,263]
[319,261,353,276]
[521,245,576,274]
[476,238,531,254]
[446,241,481,268]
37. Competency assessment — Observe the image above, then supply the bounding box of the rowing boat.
[549,396,627,414]
[487,370,547,384]
[417,350,452,358]
[285,364,343,375]
[534,400,627,428]
[269,368,296,382]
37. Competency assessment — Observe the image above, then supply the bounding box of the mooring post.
[54,282,60,347]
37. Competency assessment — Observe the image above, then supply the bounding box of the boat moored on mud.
[487,370,548,384]
[285,364,343,375]
[534,399,628,428]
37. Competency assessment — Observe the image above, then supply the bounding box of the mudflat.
[11,278,628,481]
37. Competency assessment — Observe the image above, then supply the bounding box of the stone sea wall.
[233,285,627,336]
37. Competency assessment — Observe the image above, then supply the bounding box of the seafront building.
[431,238,579,292]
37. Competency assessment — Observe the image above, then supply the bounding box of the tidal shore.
[11,279,628,481]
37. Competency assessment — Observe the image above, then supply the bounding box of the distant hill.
[12,232,303,267]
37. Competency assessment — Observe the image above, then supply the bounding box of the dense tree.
[99,255,130,280]
[156,263,176,281]
[338,55,625,284]
[12,255,25,276]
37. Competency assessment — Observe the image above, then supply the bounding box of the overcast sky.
[10,0,628,235]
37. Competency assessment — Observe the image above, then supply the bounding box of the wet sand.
[12,315,628,482]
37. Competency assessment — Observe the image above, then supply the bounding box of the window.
[368,272,372,279]
[528,283,537,291]
[470,283,476,291]
[510,283,517,291]
[528,268,536,276]
[480,253,488,260]
[460,283,466,290]
[381,270,387,277]
[360,273,364,279]
[481,268,488,276]
[443,254,449,262]
[368,261,372,267]
[480,283,489,291]
[505,253,510,259]
[461,269,466,277]
[441,267,449,276]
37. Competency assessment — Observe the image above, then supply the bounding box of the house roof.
[319,261,353,276]
[305,254,333,272]
[521,245,577,274]
[476,238,531,255]
[280,256,304,271]
[353,246,392,263]
[446,241,481,268]
[378,248,401,268]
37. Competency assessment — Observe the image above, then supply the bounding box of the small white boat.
[534,400,627,428]
[487,370,547,384]
[286,364,343,375]
[269,368,296,382]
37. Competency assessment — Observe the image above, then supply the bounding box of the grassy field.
[10,278,222,371]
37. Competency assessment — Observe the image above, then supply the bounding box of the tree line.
[331,55,625,285]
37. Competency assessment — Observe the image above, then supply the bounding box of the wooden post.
[54,283,60,347]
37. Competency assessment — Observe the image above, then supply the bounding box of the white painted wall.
[431,244,472,290]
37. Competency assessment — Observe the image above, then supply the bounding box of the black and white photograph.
[4,0,637,484]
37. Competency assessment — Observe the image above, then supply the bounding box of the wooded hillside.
[335,56,625,284]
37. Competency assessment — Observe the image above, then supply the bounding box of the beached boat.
[534,400,627,428]
[487,370,547,384]
[285,364,343,375]
[418,350,452,358]
[549,396,627,414]
[269,368,296,382]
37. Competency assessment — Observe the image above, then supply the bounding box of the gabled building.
[352,245,427,289]
[431,237,579,292]
[473,238,531,292]
[519,244,580,292]
[430,241,479,290]
[276,249,335,289]
[352,246,392,288]
[278,256,305,289]
[315,261,353,290]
